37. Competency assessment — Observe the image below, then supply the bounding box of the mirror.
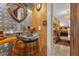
[7,3,28,23]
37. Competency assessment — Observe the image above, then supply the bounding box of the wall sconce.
[36,3,42,11]
[38,26,41,31]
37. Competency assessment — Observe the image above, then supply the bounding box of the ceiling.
[53,3,70,26]
[53,3,70,16]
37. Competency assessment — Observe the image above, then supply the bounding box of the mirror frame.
[7,3,28,23]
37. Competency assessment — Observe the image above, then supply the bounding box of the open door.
[70,3,79,56]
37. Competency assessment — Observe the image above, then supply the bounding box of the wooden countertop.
[0,36,17,45]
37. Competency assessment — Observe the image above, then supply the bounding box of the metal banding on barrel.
[12,39,39,56]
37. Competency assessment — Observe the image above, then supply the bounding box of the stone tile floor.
[53,43,70,56]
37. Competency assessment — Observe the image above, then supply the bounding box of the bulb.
[60,23,64,26]
[38,26,41,31]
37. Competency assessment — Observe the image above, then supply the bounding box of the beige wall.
[32,3,47,55]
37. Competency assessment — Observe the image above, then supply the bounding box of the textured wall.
[0,3,32,31]
[0,3,32,56]
[32,3,47,55]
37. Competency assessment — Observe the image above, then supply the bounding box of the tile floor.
[53,43,70,56]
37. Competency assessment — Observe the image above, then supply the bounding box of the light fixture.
[38,26,41,31]
[64,9,70,20]
[64,14,70,20]
[36,3,42,11]
[60,23,64,26]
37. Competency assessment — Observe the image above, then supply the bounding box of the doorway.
[51,3,70,56]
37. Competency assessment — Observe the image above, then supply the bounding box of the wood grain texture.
[32,4,47,56]
[70,3,79,56]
